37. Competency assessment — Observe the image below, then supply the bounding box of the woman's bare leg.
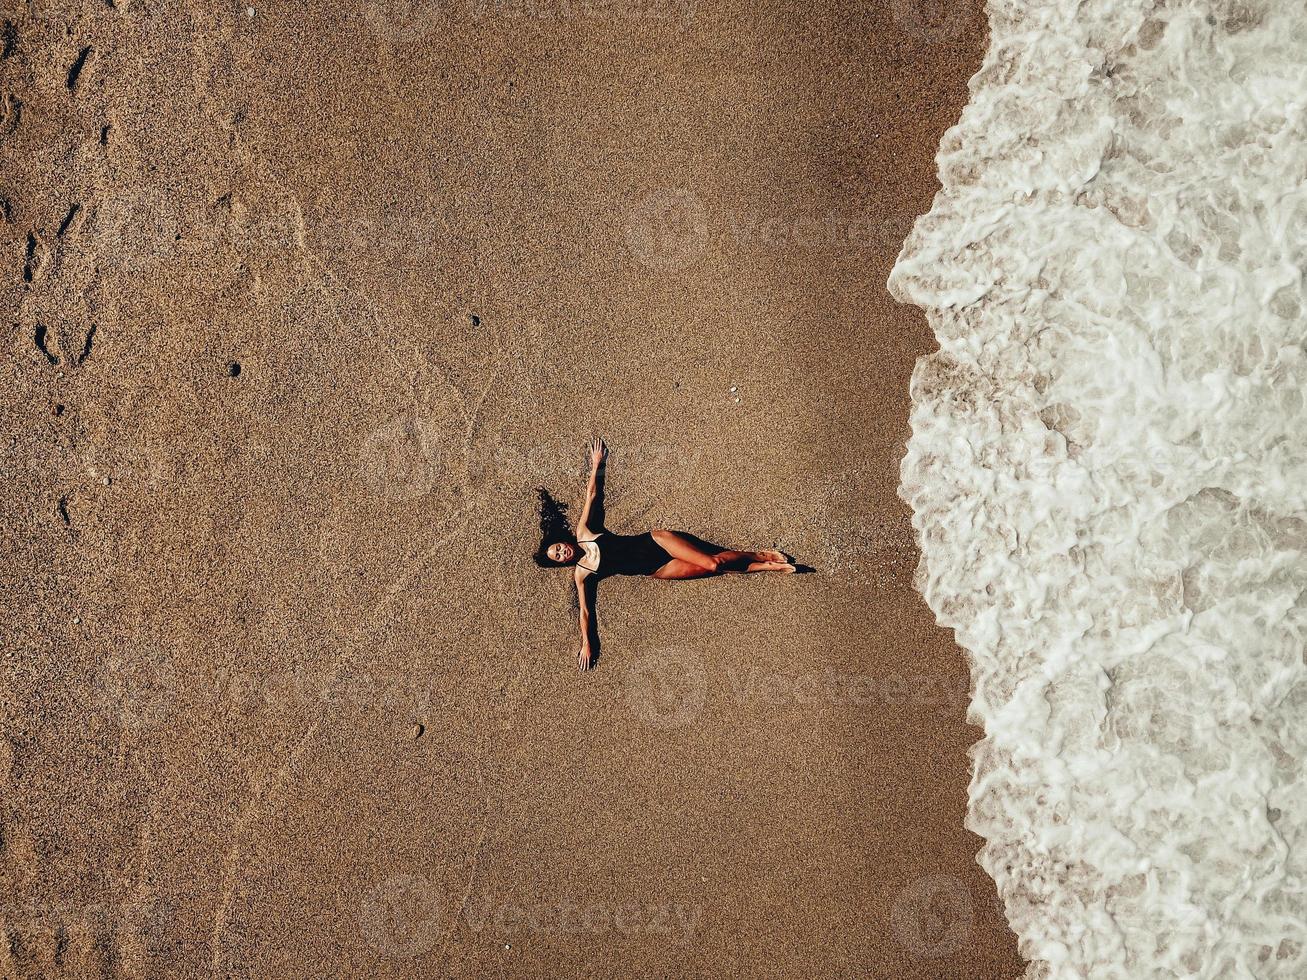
[652,556,793,578]
[652,559,718,580]
[650,530,721,570]
[651,530,793,573]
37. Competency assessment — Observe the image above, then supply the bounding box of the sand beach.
[2,1,1022,976]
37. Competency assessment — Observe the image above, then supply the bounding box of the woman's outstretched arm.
[575,569,598,671]
[576,436,606,539]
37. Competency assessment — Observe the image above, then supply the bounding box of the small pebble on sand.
[411,722,425,739]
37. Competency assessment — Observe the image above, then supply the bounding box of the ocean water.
[889,0,1307,976]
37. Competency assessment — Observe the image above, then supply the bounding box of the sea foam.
[889,0,1307,975]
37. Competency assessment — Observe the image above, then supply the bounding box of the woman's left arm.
[576,436,606,537]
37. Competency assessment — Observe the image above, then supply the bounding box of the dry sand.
[2,0,1024,976]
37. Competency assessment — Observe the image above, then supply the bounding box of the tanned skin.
[549,438,795,671]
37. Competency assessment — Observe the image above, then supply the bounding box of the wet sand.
[2,0,1024,976]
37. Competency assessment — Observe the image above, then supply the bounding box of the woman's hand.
[588,436,607,470]
[577,643,595,672]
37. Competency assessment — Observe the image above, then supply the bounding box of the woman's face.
[547,542,576,564]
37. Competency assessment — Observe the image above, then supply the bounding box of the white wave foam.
[889,1,1307,975]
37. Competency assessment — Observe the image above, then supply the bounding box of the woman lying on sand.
[535,437,799,671]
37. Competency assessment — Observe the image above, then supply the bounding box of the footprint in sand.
[0,92,21,139]
[0,766,69,977]
[30,321,96,369]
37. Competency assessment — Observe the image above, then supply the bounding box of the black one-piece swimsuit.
[582,531,672,577]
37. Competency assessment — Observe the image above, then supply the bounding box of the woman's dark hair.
[533,487,576,567]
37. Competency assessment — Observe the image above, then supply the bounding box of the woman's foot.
[745,560,796,573]
[753,549,788,563]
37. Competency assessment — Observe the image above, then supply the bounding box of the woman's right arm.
[575,569,596,671]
